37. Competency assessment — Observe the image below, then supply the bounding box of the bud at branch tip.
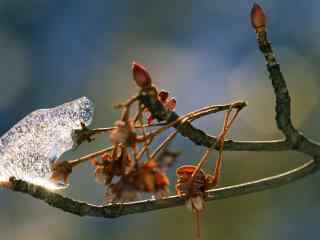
[250,3,266,31]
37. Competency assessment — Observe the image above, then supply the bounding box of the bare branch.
[3,6,320,219]
[8,158,319,218]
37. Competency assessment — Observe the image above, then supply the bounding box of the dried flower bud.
[132,61,152,88]
[101,153,112,162]
[176,165,206,198]
[250,3,266,31]
[50,162,72,186]
[143,159,157,169]
[165,97,176,111]
[158,90,169,102]
[142,172,156,192]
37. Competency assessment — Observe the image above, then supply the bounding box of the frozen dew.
[0,97,94,190]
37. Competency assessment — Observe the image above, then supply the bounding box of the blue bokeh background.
[1,1,320,239]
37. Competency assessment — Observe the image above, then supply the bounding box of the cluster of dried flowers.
[48,4,267,238]
[50,62,182,203]
[48,59,244,240]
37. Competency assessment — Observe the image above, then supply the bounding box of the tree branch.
[4,8,320,218]
[8,158,319,218]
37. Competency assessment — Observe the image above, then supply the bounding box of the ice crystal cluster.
[0,97,94,189]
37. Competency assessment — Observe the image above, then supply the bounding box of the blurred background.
[1,0,320,239]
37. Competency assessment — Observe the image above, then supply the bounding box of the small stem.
[68,147,114,167]
[111,144,119,160]
[191,149,212,182]
[145,101,246,141]
[133,106,143,124]
[117,96,139,123]
[150,130,179,159]
[131,144,139,162]
[114,95,139,109]
[89,122,168,134]
[191,106,242,184]
[194,209,201,240]
[136,138,153,161]
[211,107,241,184]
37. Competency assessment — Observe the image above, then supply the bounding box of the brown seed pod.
[176,165,206,200]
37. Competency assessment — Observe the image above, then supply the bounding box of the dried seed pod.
[176,165,206,240]
[176,165,206,199]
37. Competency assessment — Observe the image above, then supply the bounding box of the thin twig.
[7,158,319,218]
[68,147,114,167]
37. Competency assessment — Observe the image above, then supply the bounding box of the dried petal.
[165,97,177,111]
[154,171,169,187]
[101,153,112,162]
[143,172,156,192]
[176,165,197,176]
[143,159,157,169]
[191,196,204,212]
[50,162,73,187]
[90,157,99,166]
[147,114,155,124]
[94,166,107,185]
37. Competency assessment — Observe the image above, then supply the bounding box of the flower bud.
[250,3,266,31]
[158,90,169,102]
[132,61,152,88]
